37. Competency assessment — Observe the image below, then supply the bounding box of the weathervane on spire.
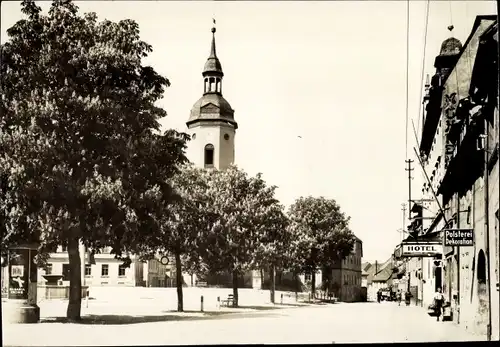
[212,17,216,33]
[447,25,454,33]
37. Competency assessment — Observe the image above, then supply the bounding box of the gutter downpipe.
[496,2,500,338]
[484,97,492,342]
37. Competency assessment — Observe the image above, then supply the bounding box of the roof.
[373,267,394,282]
[363,258,394,284]
[449,15,497,73]
[188,26,238,128]
[203,27,223,76]
[187,93,237,128]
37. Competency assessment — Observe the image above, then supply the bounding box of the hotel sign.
[401,242,442,257]
[444,229,474,246]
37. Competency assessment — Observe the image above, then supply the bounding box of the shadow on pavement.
[39,309,284,325]
[236,304,299,310]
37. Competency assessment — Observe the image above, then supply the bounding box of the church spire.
[203,23,223,77]
[209,27,217,59]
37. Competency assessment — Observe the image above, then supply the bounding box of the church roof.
[187,93,237,128]
[188,25,238,129]
[203,27,223,76]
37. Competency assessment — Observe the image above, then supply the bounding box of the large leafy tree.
[0,0,187,320]
[156,164,216,312]
[288,196,355,298]
[201,166,276,307]
[251,202,290,304]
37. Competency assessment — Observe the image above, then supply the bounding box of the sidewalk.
[398,301,486,342]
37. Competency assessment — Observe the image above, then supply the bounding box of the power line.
[405,0,410,159]
[416,0,431,137]
[405,159,414,220]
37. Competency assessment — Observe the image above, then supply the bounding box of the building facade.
[399,16,499,340]
[363,258,394,302]
[325,237,363,302]
[39,246,145,287]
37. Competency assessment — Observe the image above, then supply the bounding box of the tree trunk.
[270,265,276,304]
[232,269,239,307]
[293,271,299,293]
[311,267,316,299]
[175,251,183,312]
[260,268,264,290]
[66,236,82,321]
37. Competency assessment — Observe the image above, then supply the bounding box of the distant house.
[363,258,395,301]
[361,262,371,288]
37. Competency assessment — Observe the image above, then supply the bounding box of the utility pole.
[405,159,414,220]
[401,203,407,242]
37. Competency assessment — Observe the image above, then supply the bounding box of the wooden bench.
[196,281,207,287]
[221,294,234,307]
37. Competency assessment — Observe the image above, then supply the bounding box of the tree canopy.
[288,196,355,296]
[0,0,187,319]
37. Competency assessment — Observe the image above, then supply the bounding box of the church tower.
[186,25,238,170]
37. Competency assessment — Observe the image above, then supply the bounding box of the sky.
[1,0,497,263]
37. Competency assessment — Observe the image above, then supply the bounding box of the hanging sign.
[401,242,442,257]
[444,228,474,246]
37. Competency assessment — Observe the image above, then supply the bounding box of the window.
[61,245,67,252]
[209,77,215,92]
[204,144,214,167]
[305,273,312,281]
[62,264,70,281]
[85,264,92,276]
[101,264,109,277]
[477,250,486,284]
[45,264,53,275]
[118,265,126,277]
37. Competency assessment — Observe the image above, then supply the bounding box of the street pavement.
[2,288,486,346]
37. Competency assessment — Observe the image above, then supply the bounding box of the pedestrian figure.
[377,290,381,303]
[397,290,402,306]
[404,291,411,306]
[433,287,445,321]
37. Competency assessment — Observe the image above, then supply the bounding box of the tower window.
[204,79,208,93]
[204,144,214,168]
[209,77,215,92]
[216,79,221,93]
[224,133,230,141]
